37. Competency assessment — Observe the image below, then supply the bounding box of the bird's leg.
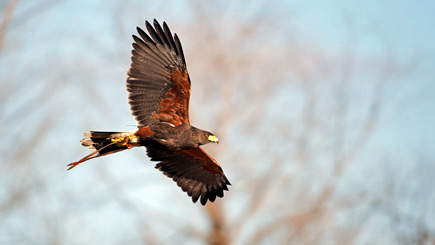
[67,142,120,170]
[68,135,138,170]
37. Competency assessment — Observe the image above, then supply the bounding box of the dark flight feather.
[127,20,188,127]
[147,145,230,205]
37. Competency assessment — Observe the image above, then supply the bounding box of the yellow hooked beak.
[208,135,219,143]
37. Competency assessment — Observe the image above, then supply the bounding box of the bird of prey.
[68,19,230,205]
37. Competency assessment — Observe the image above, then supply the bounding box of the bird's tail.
[67,131,138,170]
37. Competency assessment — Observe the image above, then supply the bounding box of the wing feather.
[174,34,186,65]
[163,22,178,56]
[153,20,171,46]
[146,145,231,205]
[127,20,189,127]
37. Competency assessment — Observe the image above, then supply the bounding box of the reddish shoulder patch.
[181,147,223,175]
[152,68,191,126]
[135,126,155,137]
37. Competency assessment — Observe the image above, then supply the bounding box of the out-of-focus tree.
[1,0,434,244]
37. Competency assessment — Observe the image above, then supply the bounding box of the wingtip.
[200,193,208,206]
[132,34,140,42]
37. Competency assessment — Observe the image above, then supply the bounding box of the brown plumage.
[68,19,230,205]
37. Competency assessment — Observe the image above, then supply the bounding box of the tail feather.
[68,131,138,170]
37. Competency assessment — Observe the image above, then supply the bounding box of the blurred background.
[1,0,434,244]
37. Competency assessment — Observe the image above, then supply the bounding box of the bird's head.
[193,128,219,145]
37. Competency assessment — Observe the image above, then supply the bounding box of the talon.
[111,137,124,143]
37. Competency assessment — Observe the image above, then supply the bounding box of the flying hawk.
[68,19,230,205]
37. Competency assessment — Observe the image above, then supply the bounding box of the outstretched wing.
[146,145,231,205]
[127,19,191,127]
